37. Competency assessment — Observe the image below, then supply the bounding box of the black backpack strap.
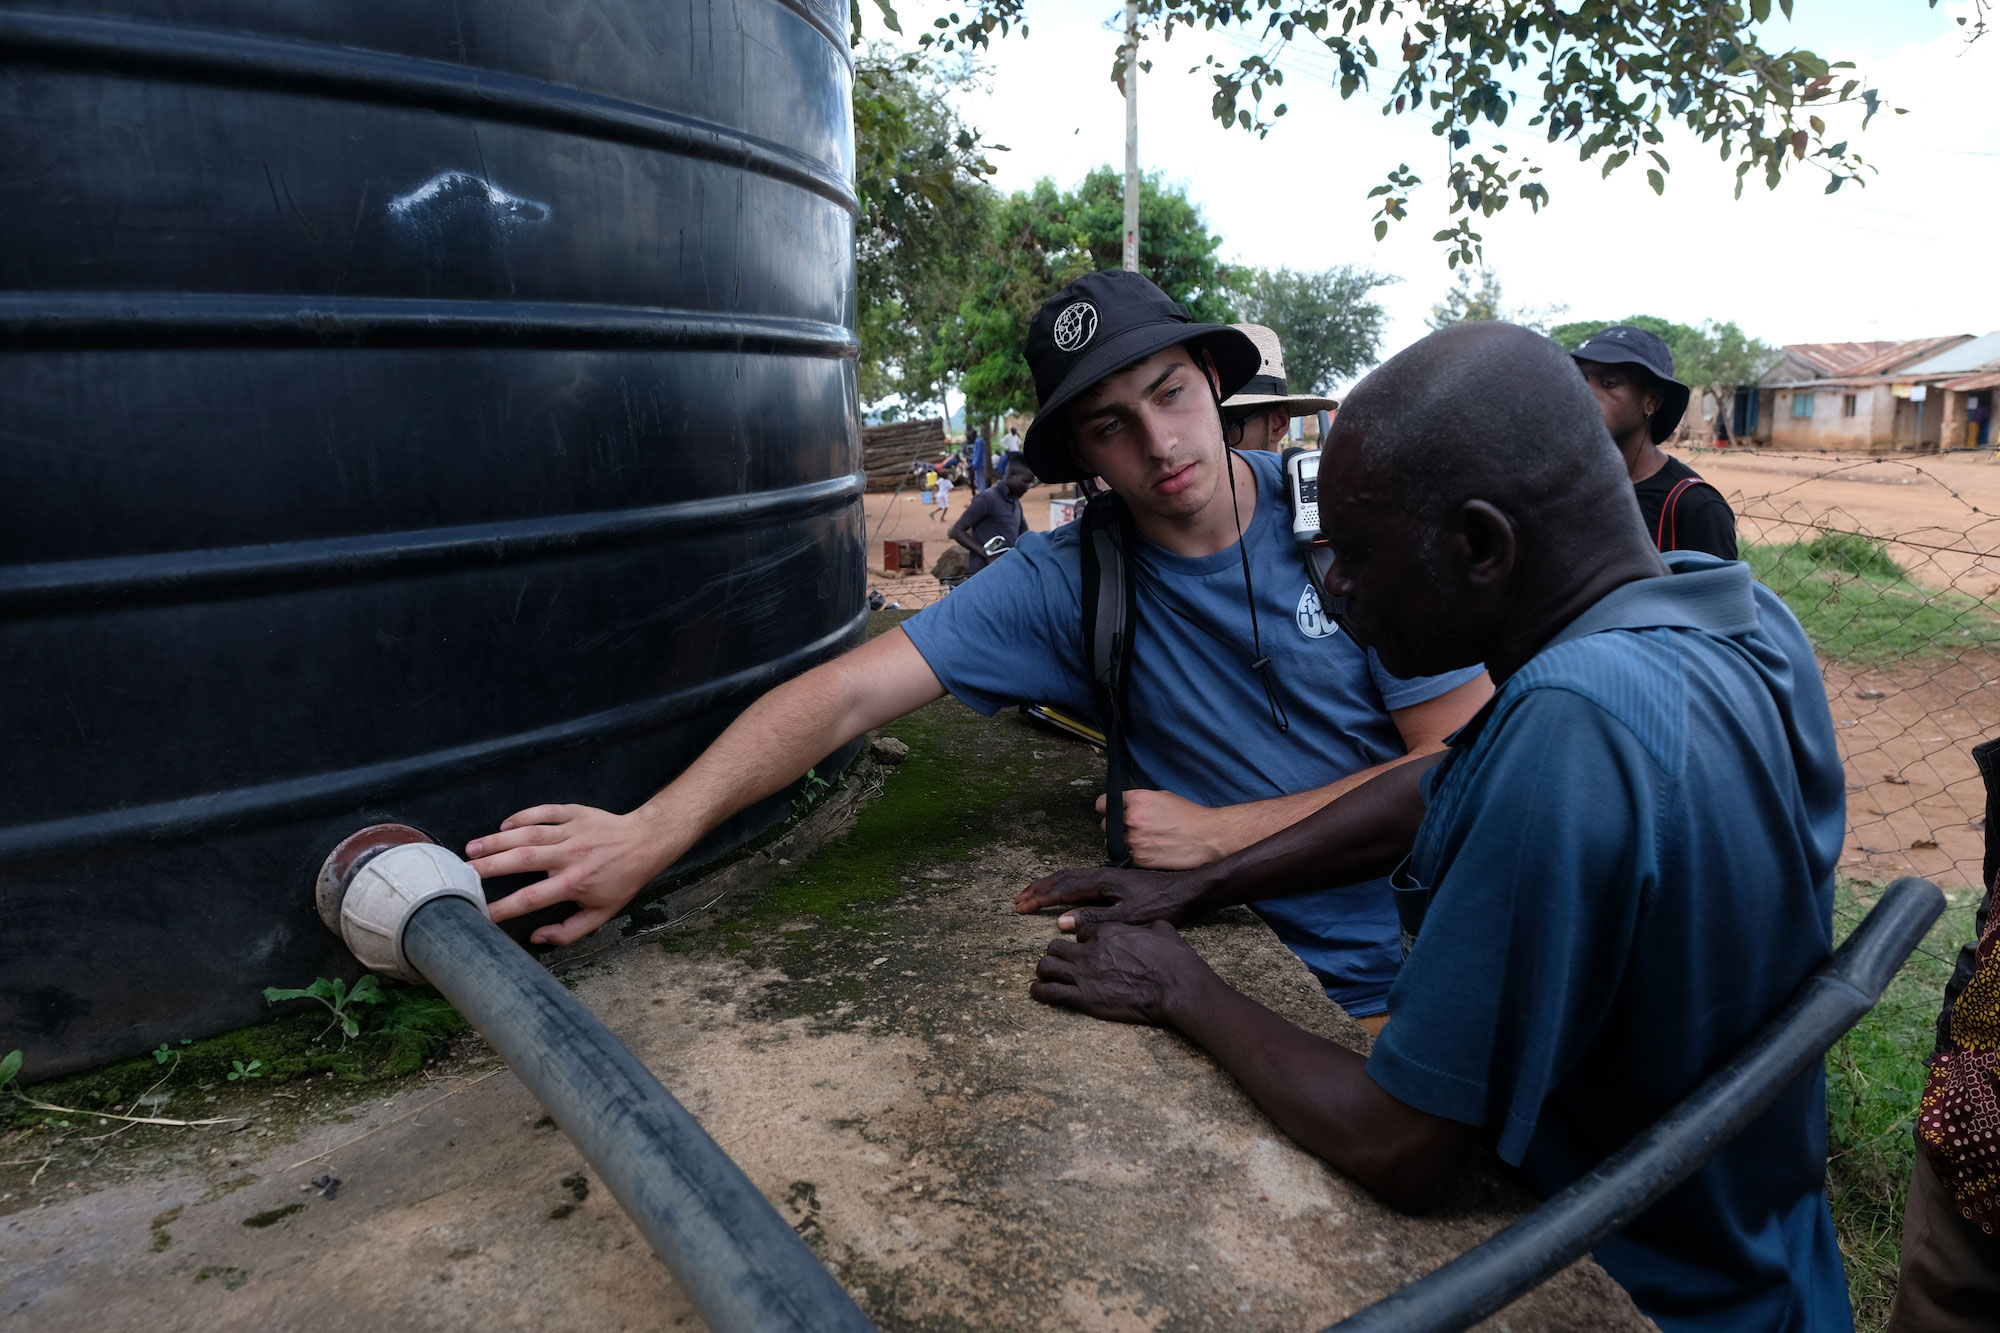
[1079,491,1137,867]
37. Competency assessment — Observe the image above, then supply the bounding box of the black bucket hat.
[1569,325,1692,444]
[1020,270,1260,483]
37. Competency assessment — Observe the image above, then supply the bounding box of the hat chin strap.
[1208,378,1289,735]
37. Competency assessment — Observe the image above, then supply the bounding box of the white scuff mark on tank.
[386,170,551,224]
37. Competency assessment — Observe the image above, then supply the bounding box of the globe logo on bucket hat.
[1018,270,1262,484]
[1053,301,1099,353]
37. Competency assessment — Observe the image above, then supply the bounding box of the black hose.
[1324,875,1945,1333]
[401,894,875,1333]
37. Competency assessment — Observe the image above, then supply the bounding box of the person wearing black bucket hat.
[466,267,1491,1034]
[1571,325,1738,560]
[1019,269,1261,487]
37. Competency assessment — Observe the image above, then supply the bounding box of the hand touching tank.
[467,628,948,945]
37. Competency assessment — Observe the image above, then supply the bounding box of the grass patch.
[1745,532,2000,664]
[241,1202,306,1228]
[1825,879,1982,1331]
[8,982,467,1126]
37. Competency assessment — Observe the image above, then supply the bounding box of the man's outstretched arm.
[468,627,947,945]
[1016,743,1439,930]
[1032,921,1470,1212]
[947,496,987,554]
[1107,671,1491,870]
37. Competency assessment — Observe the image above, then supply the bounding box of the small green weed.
[792,766,835,817]
[264,975,385,1041]
[1744,534,2000,664]
[10,982,468,1125]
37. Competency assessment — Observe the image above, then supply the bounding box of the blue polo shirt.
[903,449,1483,1016]
[1366,554,1851,1332]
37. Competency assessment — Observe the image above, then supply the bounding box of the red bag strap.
[1655,477,1701,551]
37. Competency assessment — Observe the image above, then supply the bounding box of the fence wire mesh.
[868,453,2000,898]
[1726,452,2000,898]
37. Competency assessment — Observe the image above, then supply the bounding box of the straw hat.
[1220,324,1340,416]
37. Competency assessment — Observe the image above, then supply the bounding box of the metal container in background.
[0,0,863,1077]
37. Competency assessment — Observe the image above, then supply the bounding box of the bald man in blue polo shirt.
[1021,322,1852,1331]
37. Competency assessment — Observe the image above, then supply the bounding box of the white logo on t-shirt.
[1296,585,1340,639]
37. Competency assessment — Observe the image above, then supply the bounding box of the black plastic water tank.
[0,0,864,1078]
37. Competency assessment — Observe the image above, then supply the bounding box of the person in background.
[1021,321,1851,1333]
[1885,738,2000,1332]
[1571,325,1738,560]
[1219,324,1340,452]
[966,426,989,492]
[465,268,1491,1034]
[949,455,1036,576]
[998,422,1022,477]
[930,468,953,522]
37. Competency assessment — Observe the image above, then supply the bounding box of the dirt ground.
[1,669,1650,1332]
[864,481,1075,611]
[1691,448,2000,893]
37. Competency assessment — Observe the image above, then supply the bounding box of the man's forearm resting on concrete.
[1016,749,1439,929]
[467,628,945,945]
[1032,921,1469,1212]
[1104,672,1491,870]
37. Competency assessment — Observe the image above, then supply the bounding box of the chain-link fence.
[1724,454,2000,897]
[871,454,2000,893]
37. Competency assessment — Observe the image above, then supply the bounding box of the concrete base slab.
[4,681,1653,1331]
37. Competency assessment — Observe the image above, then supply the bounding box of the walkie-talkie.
[1286,412,1344,615]
[1281,445,1321,548]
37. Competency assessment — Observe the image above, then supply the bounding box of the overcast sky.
[872,0,1999,389]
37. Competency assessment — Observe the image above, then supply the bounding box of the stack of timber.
[863,417,948,491]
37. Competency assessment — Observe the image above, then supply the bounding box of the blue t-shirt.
[1367,554,1852,1333]
[902,449,1483,1016]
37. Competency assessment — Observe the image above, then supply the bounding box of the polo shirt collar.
[1544,553,1759,653]
[1443,555,1757,753]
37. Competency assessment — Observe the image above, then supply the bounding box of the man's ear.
[1455,500,1517,588]
[1267,407,1291,442]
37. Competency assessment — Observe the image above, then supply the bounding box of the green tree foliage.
[1426,265,1506,329]
[1551,314,1778,428]
[1232,264,1397,391]
[862,0,1970,266]
[1547,313,1687,352]
[1426,266,1561,333]
[854,46,1002,415]
[1680,321,1781,422]
[944,167,1237,423]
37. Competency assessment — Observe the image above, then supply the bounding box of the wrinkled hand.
[467,804,674,947]
[1029,920,1209,1027]
[1013,861,1210,932]
[1095,788,1231,870]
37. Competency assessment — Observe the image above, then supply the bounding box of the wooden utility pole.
[1121,0,1140,272]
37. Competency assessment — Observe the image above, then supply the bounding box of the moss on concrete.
[10,984,468,1127]
[708,662,1107,1030]
[241,1202,306,1228]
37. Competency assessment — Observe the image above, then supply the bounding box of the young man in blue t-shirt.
[462,270,1490,1028]
[1021,321,1852,1331]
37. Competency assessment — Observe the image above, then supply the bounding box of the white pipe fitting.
[336,841,487,982]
